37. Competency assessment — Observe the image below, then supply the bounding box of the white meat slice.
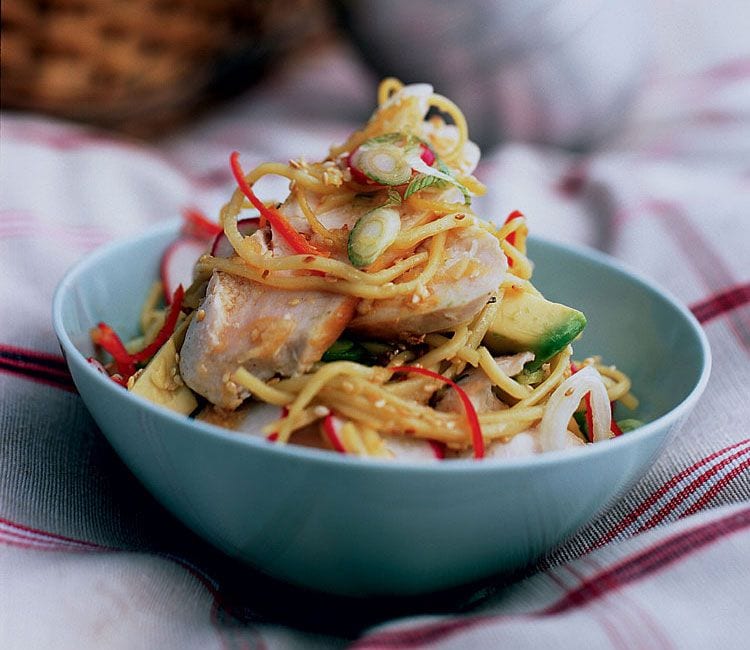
[197,403,326,449]
[348,225,506,338]
[435,365,506,414]
[435,352,535,414]
[180,270,357,409]
[454,426,584,460]
[382,436,443,462]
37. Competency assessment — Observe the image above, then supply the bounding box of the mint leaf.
[404,174,448,199]
[384,188,403,206]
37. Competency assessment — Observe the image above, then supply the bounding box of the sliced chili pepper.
[92,284,184,381]
[610,406,624,437]
[503,210,524,246]
[230,151,325,257]
[182,207,223,240]
[427,439,446,460]
[501,210,525,269]
[91,323,135,378]
[267,406,289,442]
[129,285,184,363]
[392,366,484,459]
[573,362,623,439]
[419,143,436,167]
[322,413,347,453]
[584,392,595,443]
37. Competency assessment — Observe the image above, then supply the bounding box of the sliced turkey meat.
[348,225,506,337]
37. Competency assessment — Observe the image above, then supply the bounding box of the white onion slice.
[540,365,611,451]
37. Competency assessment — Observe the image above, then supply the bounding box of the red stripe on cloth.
[616,200,749,349]
[680,458,750,518]
[634,447,750,533]
[0,517,110,550]
[562,564,631,650]
[2,121,227,190]
[580,555,674,650]
[0,344,76,391]
[0,210,113,246]
[0,362,77,392]
[0,357,72,379]
[0,528,102,553]
[0,519,249,649]
[590,440,750,549]
[352,507,750,649]
[0,344,68,368]
[699,57,750,85]
[690,284,750,324]
[544,507,750,614]
[0,532,61,551]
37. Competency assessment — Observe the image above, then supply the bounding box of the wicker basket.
[1,0,328,136]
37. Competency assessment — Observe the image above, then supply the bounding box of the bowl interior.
[527,238,709,426]
[57,221,708,429]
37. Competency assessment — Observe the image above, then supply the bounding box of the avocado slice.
[483,288,586,370]
[130,317,198,415]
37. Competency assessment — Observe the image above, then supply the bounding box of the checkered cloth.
[1,6,749,648]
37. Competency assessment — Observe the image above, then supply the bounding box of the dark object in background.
[1,0,328,138]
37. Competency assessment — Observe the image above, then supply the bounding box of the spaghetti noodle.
[92,79,641,461]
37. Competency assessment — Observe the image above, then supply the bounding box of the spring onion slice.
[350,142,413,186]
[348,207,401,268]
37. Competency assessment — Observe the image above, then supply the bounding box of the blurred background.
[1,0,725,149]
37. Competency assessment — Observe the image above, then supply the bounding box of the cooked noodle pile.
[97,79,639,460]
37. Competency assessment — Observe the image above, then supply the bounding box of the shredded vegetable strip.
[230,152,324,256]
[394,366,484,459]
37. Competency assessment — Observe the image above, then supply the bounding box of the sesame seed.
[196,309,206,322]
[313,405,330,417]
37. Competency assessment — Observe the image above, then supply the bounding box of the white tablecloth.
[1,5,749,647]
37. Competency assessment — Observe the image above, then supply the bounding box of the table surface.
[1,8,749,649]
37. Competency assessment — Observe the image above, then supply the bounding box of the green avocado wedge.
[483,288,587,371]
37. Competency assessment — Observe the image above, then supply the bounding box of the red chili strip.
[91,284,184,381]
[574,362,623,439]
[182,207,223,240]
[230,151,325,257]
[129,285,184,363]
[503,210,524,246]
[91,324,135,377]
[392,366,484,459]
[267,406,289,442]
[322,413,347,453]
[428,439,446,460]
[584,392,595,443]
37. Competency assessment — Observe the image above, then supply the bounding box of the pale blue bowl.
[52,220,710,596]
